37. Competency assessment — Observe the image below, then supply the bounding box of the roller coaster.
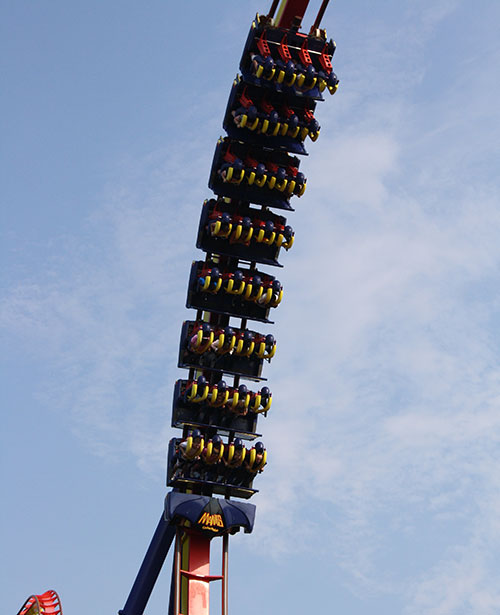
[16,1,339,614]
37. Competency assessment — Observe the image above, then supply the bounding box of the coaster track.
[16,591,62,615]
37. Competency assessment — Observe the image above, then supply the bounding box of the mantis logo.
[198,512,225,532]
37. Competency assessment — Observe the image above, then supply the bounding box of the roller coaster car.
[171,379,272,437]
[186,259,283,323]
[178,320,276,379]
[239,14,338,99]
[223,77,320,155]
[167,438,258,500]
[209,137,305,210]
[196,198,294,267]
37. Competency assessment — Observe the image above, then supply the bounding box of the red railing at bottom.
[17,590,62,615]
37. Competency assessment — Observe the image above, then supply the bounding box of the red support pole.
[275,0,311,29]
[310,0,330,31]
[186,534,212,615]
[175,530,225,615]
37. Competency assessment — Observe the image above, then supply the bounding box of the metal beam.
[274,0,310,29]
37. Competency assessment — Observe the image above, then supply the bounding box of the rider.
[221,437,246,484]
[201,434,224,481]
[172,429,204,479]
[240,441,267,487]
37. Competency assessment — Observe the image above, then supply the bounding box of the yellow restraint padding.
[309,130,319,142]
[213,278,222,293]
[256,394,272,413]
[318,78,326,92]
[242,227,253,243]
[227,443,234,464]
[242,393,250,409]
[276,179,287,193]
[272,123,281,137]
[261,119,269,134]
[195,329,204,347]
[280,123,288,136]
[239,114,248,128]
[256,229,265,243]
[195,384,209,403]
[328,82,339,95]
[267,175,276,190]
[267,343,277,359]
[276,233,284,247]
[283,235,294,250]
[306,77,317,91]
[201,275,211,291]
[196,330,214,354]
[263,231,276,244]
[253,286,264,302]
[225,166,234,182]
[261,288,273,306]
[230,391,239,409]
[209,386,218,405]
[227,279,245,295]
[300,126,309,141]
[215,333,225,354]
[235,338,244,355]
[290,125,300,139]
[251,393,262,411]
[244,283,253,300]
[227,335,236,352]
[264,67,275,81]
[231,225,242,241]
[263,394,272,412]
[194,438,204,456]
[205,442,224,463]
[264,231,276,246]
[256,449,267,471]
[249,117,259,131]
[256,64,264,78]
[235,339,253,356]
[271,289,283,307]
[248,448,256,468]
[296,73,305,87]
[234,281,245,295]
[255,174,267,188]
[185,436,205,456]
[286,180,296,196]
[297,181,306,197]
[220,223,233,238]
[247,171,256,186]
[187,382,198,401]
[212,390,229,407]
[212,220,221,236]
[276,70,285,84]
[285,72,297,86]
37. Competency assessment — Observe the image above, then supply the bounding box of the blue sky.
[2,1,500,614]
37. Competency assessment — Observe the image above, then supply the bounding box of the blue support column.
[119,514,176,615]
